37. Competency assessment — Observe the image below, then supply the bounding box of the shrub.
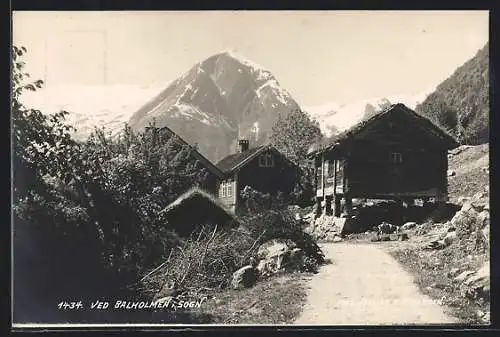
[239,186,325,265]
[139,225,256,299]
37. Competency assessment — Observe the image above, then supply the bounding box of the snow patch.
[305,89,434,137]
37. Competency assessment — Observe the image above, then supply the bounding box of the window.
[219,181,233,198]
[391,152,403,164]
[259,153,274,167]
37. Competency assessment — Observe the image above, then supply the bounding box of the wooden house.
[215,140,298,213]
[159,187,239,237]
[307,103,459,217]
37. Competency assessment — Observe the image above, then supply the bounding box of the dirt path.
[295,243,456,325]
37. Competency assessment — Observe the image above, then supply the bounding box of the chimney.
[238,139,249,153]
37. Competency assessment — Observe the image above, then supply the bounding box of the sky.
[13,10,489,107]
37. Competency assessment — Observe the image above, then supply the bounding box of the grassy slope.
[197,272,311,324]
[447,144,489,202]
[385,144,490,324]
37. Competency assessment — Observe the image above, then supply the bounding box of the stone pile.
[231,239,308,289]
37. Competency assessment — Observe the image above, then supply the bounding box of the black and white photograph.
[11,10,490,327]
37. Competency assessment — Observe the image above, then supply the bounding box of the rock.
[447,169,456,177]
[231,265,257,289]
[401,222,417,230]
[249,256,258,268]
[286,248,305,270]
[380,234,391,241]
[154,281,178,300]
[454,270,475,283]
[378,222,398,234]
[481,312,490,324]
[477,210,490,229]
[476,310,485,318]
[448,267,460,277]
[443,231,457,246]
[333,235,342,243]
[473,191,488,201]
[457,197,471,206]
[398,233,409,241]
[257,259,273,276]
[257,240,290,260]
[431,282,447,290]
[482,224,490,244]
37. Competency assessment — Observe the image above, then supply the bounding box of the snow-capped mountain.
[304,90,434,137]
[19,83,168,139]
[128,50,300,162]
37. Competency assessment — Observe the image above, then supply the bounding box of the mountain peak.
[216,49,267,72]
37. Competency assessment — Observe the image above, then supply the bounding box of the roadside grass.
[388,242,489,325]
[195,271,312,324]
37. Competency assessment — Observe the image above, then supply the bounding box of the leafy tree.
[270,109,323,206]
[270,108,322,165]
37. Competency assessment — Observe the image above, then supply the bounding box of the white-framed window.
[259,153,274,167]
[391,152,403,164]
[219,181,233,198]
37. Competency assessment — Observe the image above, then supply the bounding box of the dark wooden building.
[215,140,298,213]
[160,188,239,237]
[307,103,459,217]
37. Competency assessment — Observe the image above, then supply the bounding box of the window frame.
[220,180,233,198]
[259,153,274,167]
[390,152,403,164]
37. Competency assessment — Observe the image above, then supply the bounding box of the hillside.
[447,144,489,202]
[416,44,489,145]
[128,50,301,162]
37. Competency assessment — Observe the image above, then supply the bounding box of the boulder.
[443,230,457,246]
[447,169,456,177]
[401,222,417,230]
[154,281,178,301]
[286,248,305,270]
[460,262,490,300]
[380,234,391,241]
[454,270,475,283]
[448,267,460,277]
[477,210,490,229]
[333,235,342,243]
[231,265,257,289]
[257,240,291,260]
[398,233,409,241]
[256,258,277,277]
[457,197,471,206]
[481,312,490,324]
[378,222,398,234]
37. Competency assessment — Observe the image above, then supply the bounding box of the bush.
[139,225,256,299]
[239,187,325,266]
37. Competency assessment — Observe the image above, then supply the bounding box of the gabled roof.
[148,125,224,178]
[216,144,270,174]
[307,103,459,157]
[160,187,238,222]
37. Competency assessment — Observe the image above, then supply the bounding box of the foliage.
[239,187,325,266]
[140,225,256,299]
[416,44,489,145]
[270,108,322,165]
[269,109,322,207]
[12,46,218,321]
